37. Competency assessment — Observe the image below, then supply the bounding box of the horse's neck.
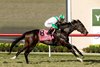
[69,24,77,34]
[64,24,76,35]
[59,22,77,35]
[67,27,74,35]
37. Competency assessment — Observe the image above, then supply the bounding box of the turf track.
[0,52,100,67]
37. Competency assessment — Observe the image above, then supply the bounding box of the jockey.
[44,14,65,35]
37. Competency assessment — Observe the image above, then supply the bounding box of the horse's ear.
[72,20,77,23]
[77,19,81,22]
[72,20,76,22]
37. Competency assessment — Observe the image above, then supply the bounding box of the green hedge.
[83,44,100,53]
[0,43,70,52]
[0,43,23,52]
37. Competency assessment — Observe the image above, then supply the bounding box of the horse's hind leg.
[10,45,27,59]
[24,33,38,64]
[24,44,36,64]
[24,39,37,64]
[11,36,30,59]
[24,48,31,64]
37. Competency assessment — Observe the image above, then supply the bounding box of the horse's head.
[71,19,88,35]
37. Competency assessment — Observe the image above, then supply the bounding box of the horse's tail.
[9,29,39,54]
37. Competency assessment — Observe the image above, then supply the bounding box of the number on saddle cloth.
[39,29,54,41]
[40,30,44,36]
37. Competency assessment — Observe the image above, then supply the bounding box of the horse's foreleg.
[70,47,79,57]
[64,43,78,57]
[72,45,84,58]
[65,44,83,62]
[71,47,83,62]
[60,39,79,57]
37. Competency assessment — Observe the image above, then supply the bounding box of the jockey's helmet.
[59,14,65,20]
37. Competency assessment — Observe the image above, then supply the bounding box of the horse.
[9,19,88,64]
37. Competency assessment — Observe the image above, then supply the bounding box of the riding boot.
[47,28,54,35]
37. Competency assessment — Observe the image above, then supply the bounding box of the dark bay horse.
[9,19,88,64]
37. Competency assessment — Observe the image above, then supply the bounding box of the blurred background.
[0,0,100,50]
[0,0,66,33]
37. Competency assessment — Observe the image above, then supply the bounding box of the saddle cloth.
[39,29,54,41]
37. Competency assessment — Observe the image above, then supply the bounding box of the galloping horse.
[9,19,88,64]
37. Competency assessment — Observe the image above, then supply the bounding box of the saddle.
[39,29,54,41]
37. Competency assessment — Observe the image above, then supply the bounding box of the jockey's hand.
[52,24,58,29]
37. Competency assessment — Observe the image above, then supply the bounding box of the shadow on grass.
[84,59,100,63]
[31,60,79,64]
[3,61,23,64]
[16,61,23,63]
[3,59,100,64]
[83,59,100,65]
[30,59,100,64]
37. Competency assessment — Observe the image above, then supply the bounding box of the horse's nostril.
[86,31,88,34]
[84,31,88,35]
[83,31,88,35]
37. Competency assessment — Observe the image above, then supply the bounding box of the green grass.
[0,53,100,67]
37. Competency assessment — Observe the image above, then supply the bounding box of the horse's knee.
[72,45,78,50]
[66,44,73,49]
[72,45,76,48]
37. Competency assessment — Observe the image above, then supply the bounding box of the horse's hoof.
[76,57,83,62]
[81,56,84,59]
[10,56,16,59]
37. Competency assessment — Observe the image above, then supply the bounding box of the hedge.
[83,44,100,53]
[0,43,70,52]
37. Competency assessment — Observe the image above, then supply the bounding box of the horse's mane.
[59,20,79,29]
[59,22,72,30]
[60,19,77,25]
[60,22,71,26]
